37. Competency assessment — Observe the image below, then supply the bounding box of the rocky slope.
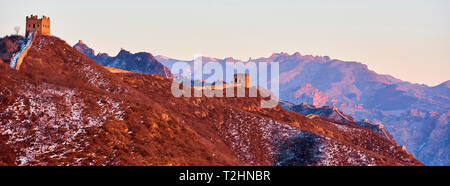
[158,52,449,165]
[73,40,171,78]
[0,35,422,166]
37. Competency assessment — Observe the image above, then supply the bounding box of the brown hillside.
[0,35,423,166]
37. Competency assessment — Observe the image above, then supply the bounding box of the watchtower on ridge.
[234,73,251,88]
[25,15,51,37]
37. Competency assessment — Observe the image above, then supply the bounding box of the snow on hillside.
[0,82,125,165]
[219,108,410,166]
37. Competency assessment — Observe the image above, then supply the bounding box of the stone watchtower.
[25,15,50,37]
[234,73,251,88]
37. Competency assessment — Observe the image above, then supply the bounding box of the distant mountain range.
[74,40,171,78]
[156,52,450,166]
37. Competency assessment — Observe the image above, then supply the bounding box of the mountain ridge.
[0,35,422,166]
[73,40,171,78]
[156,51,449,165]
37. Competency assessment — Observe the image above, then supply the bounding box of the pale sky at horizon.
[1,0,449,86]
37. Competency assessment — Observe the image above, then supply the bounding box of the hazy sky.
[1,0,449,86]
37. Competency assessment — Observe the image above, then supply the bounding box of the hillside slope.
[0,36,422,166]
[0,35,23,63]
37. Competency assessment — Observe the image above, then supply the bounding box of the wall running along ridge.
[10,31,36,70]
